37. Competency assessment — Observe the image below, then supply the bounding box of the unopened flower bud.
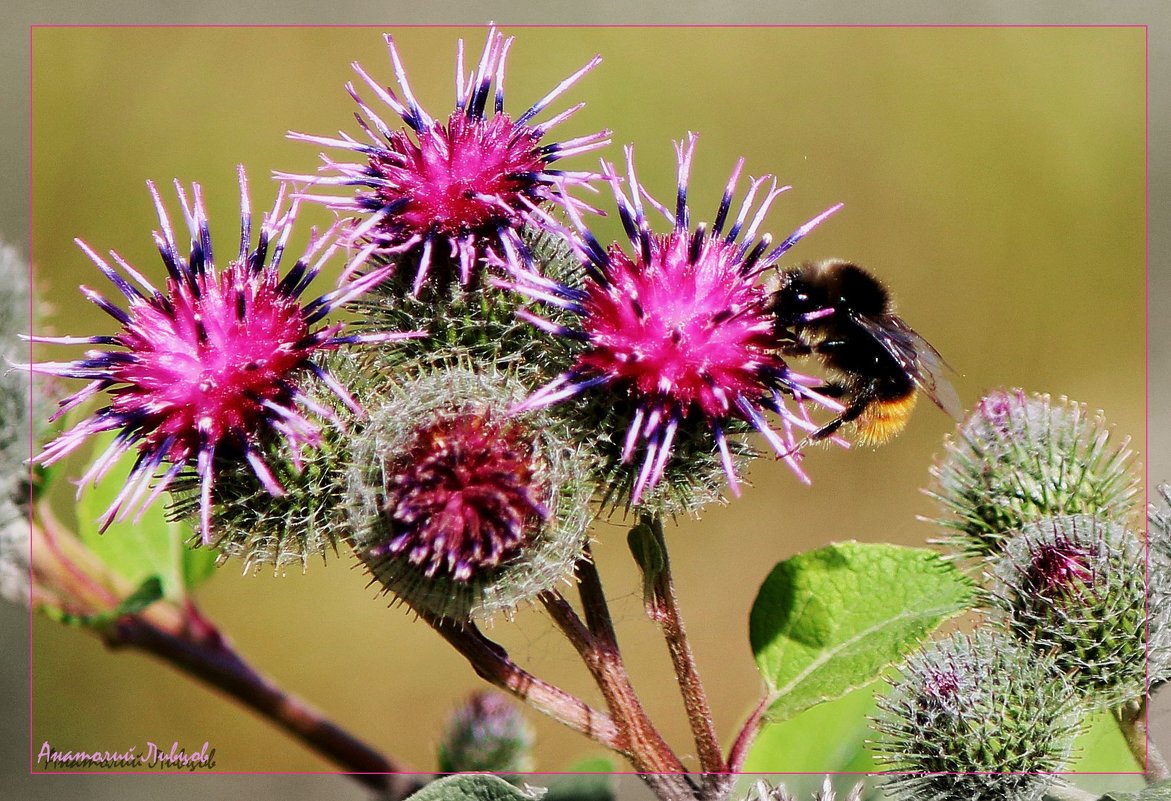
[873,630,1081,801]
[989,514,1167,706]
[438,691,534,774]
[927,389,1138,560]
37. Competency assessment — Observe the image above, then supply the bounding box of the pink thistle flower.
[371,410,548,582]
[29,167,419,542]
[281,27,609,293]
[1022,536,1095,598]
[505,134,844,504]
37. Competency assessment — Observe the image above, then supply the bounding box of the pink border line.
[27,20,1152,782]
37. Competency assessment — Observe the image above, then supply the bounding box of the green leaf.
[544,771,614,801]
[75,431,217,599]
[407,775,544,801]
[627,520,665,616]
[750,541,973,723]
[562,757,614,772]
[743,683,879,773]
[44,575,164,629]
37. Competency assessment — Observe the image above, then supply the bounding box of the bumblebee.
[772,259,961,446]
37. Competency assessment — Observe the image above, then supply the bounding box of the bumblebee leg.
[809,381,877,441]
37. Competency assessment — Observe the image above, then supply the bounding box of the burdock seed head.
[927,388,1139,560]
[347,367,593,621]
[873,630,1082,801]
[988,514,1166,707]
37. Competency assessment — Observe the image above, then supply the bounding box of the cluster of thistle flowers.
[31,28,846,622]
[873,388,1167,801]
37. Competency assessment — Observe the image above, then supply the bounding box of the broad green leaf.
[407,775,543,801]
[743,683,878,773]
[750,541,973,723]
[1068,710,1140,773]
[562,757,614,773]
[544,770,614,801]
[75,431,217,599]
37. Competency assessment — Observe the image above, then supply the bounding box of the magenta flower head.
[282,27,609,293]
[505,134,843,508]
[30,167,416,542]
[348,368,593,621]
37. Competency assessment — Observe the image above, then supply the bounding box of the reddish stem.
[726,695,769,773]
[106,612,421,797]
[422,612,621,750]
[540,590,693,787]
[643,515,725,776]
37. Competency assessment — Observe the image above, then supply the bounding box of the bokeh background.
[4,6,1166,801]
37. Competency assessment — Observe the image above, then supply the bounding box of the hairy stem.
[1115,697,1171,783]
[643,514,725,777]
[31,506,416,797]
[107,611,418,798]
[540,590,698,800]
[726,696,769,773]
[422,612,621,750]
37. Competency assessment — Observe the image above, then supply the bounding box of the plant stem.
[422,612,621,750]
[726,695,768,773]
[576,543,620,648]
[540,590,698,801]
[32,506,417,798]
[107,610,419,798]
[643,515,725,777]
[1115,697,1171,782]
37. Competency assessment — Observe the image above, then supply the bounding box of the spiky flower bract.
[438,691,535,774]
[1149,484,1171,686]
[508,134,844,513]
[0,243,31,606]
[742,777,863,801]
[988,514,1165,707]
[347,367,593,621]
[30,168,415,542]
[169,399,352,574]
[345,225,581,387]
[927,388,1139,560]
[1150,483,1171,565]
[283,26,608,293]
[873,631,1081,801]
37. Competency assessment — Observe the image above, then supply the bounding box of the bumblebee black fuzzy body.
[772,260,961,446]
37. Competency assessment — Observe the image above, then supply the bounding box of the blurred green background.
[29,25,1144,778]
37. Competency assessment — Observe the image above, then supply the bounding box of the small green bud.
[437,691,534,775]
[873,630,1081,801]
[927,389,1139,560]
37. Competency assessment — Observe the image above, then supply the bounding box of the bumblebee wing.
[853,313,964,420]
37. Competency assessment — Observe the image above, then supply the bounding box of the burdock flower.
[282,27,609,293]
[506,134,843,508]
[873,630,1081,801]
[348,368,593,620]
[438,691,535,774]
[30,168,416,542]
[988,514,1165,707]
[927,388,1139,560]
